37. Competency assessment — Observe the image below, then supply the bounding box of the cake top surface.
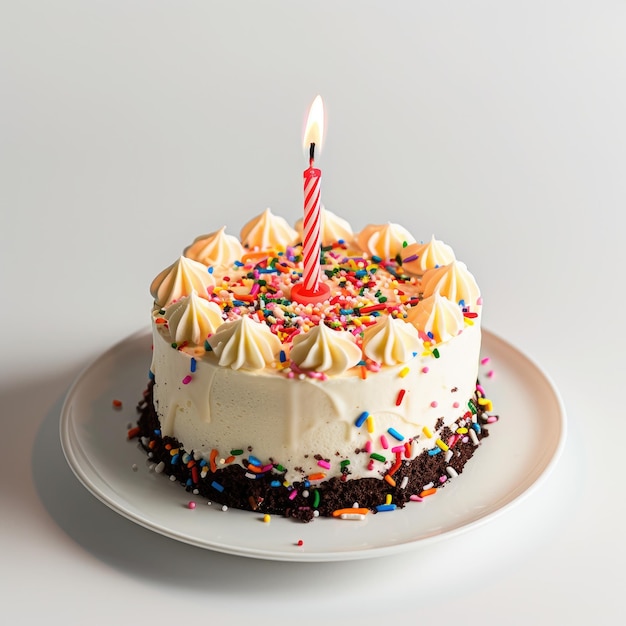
[150,208,481,377]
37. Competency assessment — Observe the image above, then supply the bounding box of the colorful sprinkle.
[312,489,320,508]
[387,427,405,441]
[355,411,369,428]
[375,504,397,512]
[395,389,406,406]
[308,472,326,481]
[209,449,218,472]
[332,507,369,518]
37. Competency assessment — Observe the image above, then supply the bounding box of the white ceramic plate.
[60,328,566,562]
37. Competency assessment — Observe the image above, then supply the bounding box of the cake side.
[151,315,481,483]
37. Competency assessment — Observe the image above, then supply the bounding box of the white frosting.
[289,322,362,375]
[208,315,281,371]
[184,226,245,270]
[405,293,464,344]
[295,206,354,246]
[240,208,298,250]
[402,235,456,276]
[150,256,215,307]
[421,260,481,310]
[164,291,224,345]
[361,316,423,366]
[151,318,481,483]
[356,222,416,259]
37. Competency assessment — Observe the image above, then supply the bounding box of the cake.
[133,207,496,522]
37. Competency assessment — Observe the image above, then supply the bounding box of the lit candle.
[291,95,331,305]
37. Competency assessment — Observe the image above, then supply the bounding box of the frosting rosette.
[420,261,481,310]
[294,206,354,247]
[402,235,456,276]
[207,315,281,371]
[405,293,464,344]
[289,322,361,376]
[150,256,215,307]
[184,226,244,269]
[240,208,298,251]
[163,290,224,346]
[356,222,416,259]
[361,316,423,366]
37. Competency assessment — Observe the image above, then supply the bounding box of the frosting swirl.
[240,208,298,251]
[402,235,456,276]
[184,226,244,269]
[356,222,416,259]
[208,315,281,371]
[295,206,354,246]
[420,261,481,310]
[361,316,423,366]
[289,322,362,376]
[163,290,224,346]
[405,293,464,344]
[150,256,215,307]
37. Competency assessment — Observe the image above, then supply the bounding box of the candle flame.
[303,95,325,156]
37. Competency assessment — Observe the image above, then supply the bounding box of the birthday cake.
[134,207,496,522]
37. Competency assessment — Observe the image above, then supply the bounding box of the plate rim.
[59,326,567,562]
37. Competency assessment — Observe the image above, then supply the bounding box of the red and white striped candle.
[291,95,331,305]
[302,154,322,292]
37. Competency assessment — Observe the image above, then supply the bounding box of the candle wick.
[309,142,315,166]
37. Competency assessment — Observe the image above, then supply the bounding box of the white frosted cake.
[134,207,495,521]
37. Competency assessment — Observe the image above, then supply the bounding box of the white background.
[1,1,624,624]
